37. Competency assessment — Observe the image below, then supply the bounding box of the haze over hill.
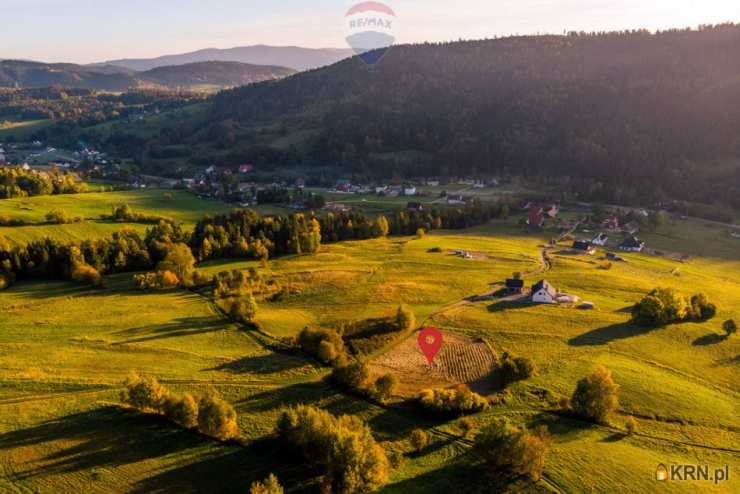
[0,60,296,91]
[98,45,354,72]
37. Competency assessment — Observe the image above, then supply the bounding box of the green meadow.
[0,189,233,245]
[0,206,738,492]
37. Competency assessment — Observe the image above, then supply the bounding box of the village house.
[528,208,545,229]
[375,185,388,195]
[505,278,524,294]
[238,163,254,174]
[447,193,466,205]
[591,233,609,246]
[531,280,558,304]
[572,240,596,255]
[619,236,645,252]
[335,179,352,192]
[544,204,560,218]
[403,185,417,196]
[602,216,619,231]
[406,202,424,212]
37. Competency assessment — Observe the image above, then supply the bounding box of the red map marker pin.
[418,327,443,366]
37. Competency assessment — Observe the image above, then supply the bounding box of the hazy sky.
[3,0,739,63]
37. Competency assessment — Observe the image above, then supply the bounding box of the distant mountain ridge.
[0,60,296,91]
[97,45,354,72]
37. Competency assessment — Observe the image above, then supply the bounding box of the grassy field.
[0,189,233,245]
[0,209,738,492]
[0,119,53,140]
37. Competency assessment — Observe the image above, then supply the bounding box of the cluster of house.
[571,233,645,254]
[525,203,560,228]
[601,213,643,235]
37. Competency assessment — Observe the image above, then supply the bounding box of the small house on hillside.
[407,202,424,212]
[404,186,417,196]
[447,194,465,205]
[572,240,596,255]
[238,163,254,174]
[531,280,557,304]
[619,236,645,252]
[602,216,619,231]
[544,204,560,218]
[528,208,545,229]
[505,278,524,294]
[592,233,609,246]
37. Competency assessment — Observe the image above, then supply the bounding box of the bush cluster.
[632,288,717,326]
[569,365,620,424]
[45,209,82,224]
[331,361,398,403]
[499,353,536,387]
[474,419,550,481]
[104,204,165,224]
[250,474,284,494]
[418,385,488,416]
[71,263,103,287]
[276,405,389,494]
[121,375,239,441]
[297,326,348,365]
[134,270,179,290]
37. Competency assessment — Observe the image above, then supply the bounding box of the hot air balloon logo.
[656,463,669,481]
[344,1,397,65]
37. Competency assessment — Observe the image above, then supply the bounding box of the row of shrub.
[120,374,239,441]
[632,288,717,326]
[102,204,167,224]
[0,165,87,198]
[418,385,489,416]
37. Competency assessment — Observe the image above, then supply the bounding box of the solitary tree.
[157,243,196,285]
[474,419,550,481]
[723,319,737,337]
[396,305,416,331]
[571,365,620,424]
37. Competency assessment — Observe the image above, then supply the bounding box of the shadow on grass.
[236,381,332,413]
[208,353,308,375]
[385,454,523,494]
[568,322,655,346]
[693,333,728,346]
[0,406,322,493]
[486,300,533,313]
[0,407,207,481]
[111,316,225,344]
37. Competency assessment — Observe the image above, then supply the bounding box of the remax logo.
[344,1,396,65]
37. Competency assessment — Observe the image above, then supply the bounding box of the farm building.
[531,280,557,304]
[602,216,619,231]
[592,233,609,246]
[505,278,524,294]
[528,208,545,229]
[619,236,645,252]
[572,240,596,255]
[447,193,465,205]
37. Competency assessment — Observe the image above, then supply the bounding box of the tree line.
[0,166,87,199]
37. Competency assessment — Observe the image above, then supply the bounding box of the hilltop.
[97,44,354,72]
[0,60,296,91]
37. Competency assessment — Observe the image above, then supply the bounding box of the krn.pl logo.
[344,1,396,65]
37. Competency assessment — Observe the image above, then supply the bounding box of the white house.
[619,236,645,252]
[404,186,417,196]
[531,280,557,304]
[591,233,609,246]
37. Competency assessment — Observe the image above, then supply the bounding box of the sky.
[2,0,739,64]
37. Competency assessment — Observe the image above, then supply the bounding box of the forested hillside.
[82,25,740,208]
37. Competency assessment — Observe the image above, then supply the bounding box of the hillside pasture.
[0,217,738,493]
